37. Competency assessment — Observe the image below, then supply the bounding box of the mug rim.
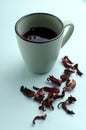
[15,12,64,44]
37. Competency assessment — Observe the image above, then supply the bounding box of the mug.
[15,13,74,74]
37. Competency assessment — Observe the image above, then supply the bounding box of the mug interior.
[15,13,64,42]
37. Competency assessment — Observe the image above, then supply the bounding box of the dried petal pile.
[62,56,83,76]
[20,56,83,125]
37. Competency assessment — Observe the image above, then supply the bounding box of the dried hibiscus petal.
[33,114,47,125]
[47,75,62,86]
[62,56,73,68]
[63,56,73,64]
[58,95,77,114]
[64,79,76,91]
[73,64,83,76]
[60,79,76,98]
[20,86,45,103]
[20,86,35,97]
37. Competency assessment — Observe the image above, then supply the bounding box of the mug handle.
[61,21,74,47]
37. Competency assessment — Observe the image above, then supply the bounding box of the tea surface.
[22,27,58,42]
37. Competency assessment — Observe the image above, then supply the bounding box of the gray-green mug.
[15,13,74,74]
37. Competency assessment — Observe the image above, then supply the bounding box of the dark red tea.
[22,27,58,42]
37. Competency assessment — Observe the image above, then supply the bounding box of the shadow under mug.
[15,13,74,74]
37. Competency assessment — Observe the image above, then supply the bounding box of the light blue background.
[0,0,86,129]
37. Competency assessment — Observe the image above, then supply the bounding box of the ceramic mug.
[15,13,74,74]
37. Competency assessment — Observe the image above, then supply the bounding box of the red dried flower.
[20,86,35,97]
[58,95,77,114]
[33,114,47,124]
[63,56,73,64]
[20,55,83,125]
[47,75,62,86]
[73,64,83,76]
[64,79,76,91]
[20,86,45,103]
[62,56,73,68]
[62,56,83,76]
